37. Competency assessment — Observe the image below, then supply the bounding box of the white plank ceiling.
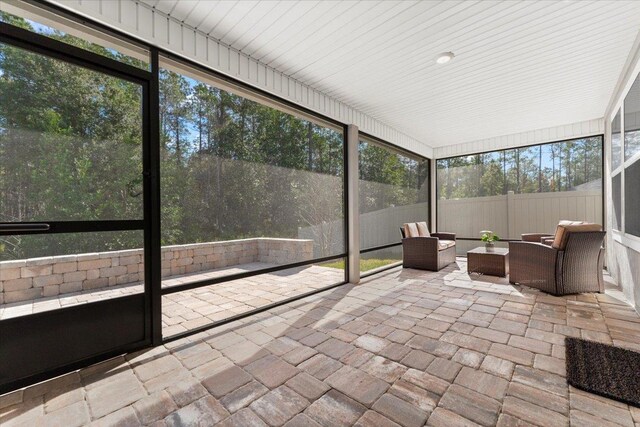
[128,1,640,146]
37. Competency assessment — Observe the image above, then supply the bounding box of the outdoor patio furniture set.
[401,220,605,296]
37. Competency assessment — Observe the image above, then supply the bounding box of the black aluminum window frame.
[434,134,606,246]
[357,131,432,277]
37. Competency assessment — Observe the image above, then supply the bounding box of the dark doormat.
[566,337,640,408]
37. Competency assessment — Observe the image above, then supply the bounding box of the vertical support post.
[347,125,360,284]
[149,48,162,345]
[430,158,437,232]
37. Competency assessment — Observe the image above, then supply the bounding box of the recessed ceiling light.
[435,52,455,64]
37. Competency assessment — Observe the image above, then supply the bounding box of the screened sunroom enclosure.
[0,2,436,392]
[0,0,622,400]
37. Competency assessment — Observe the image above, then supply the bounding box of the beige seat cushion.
[416,221,430,237]
[551,220,583,248]
[552,222,601,250]
[438,240,455,250]
[403,223,420,238]
[553,220,585,235]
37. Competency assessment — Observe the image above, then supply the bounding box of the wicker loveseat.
[509,221,605,295]
[400,222,456,271]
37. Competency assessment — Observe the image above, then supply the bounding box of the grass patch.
[361,258,401,271]
[320,258,401,272]
[319,259,346,270]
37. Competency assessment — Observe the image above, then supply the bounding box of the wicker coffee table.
[467,247,509,277]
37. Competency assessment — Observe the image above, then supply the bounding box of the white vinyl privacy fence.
[300,190,601,258]
[360,202,430,248]
[299,202,430,257]
[437,190,602,240]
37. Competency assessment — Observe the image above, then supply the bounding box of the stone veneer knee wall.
[0,238,314,305]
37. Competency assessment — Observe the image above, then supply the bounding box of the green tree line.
[359,141,429,215]
[0,13,426,260]
[437,138,602,200]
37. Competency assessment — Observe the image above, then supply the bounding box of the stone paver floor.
[2,258,640,426]
[162,263,344,336]
[0,262,344,337]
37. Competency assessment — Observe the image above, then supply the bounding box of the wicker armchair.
[509,223,605,295]
[400,223,456,271]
